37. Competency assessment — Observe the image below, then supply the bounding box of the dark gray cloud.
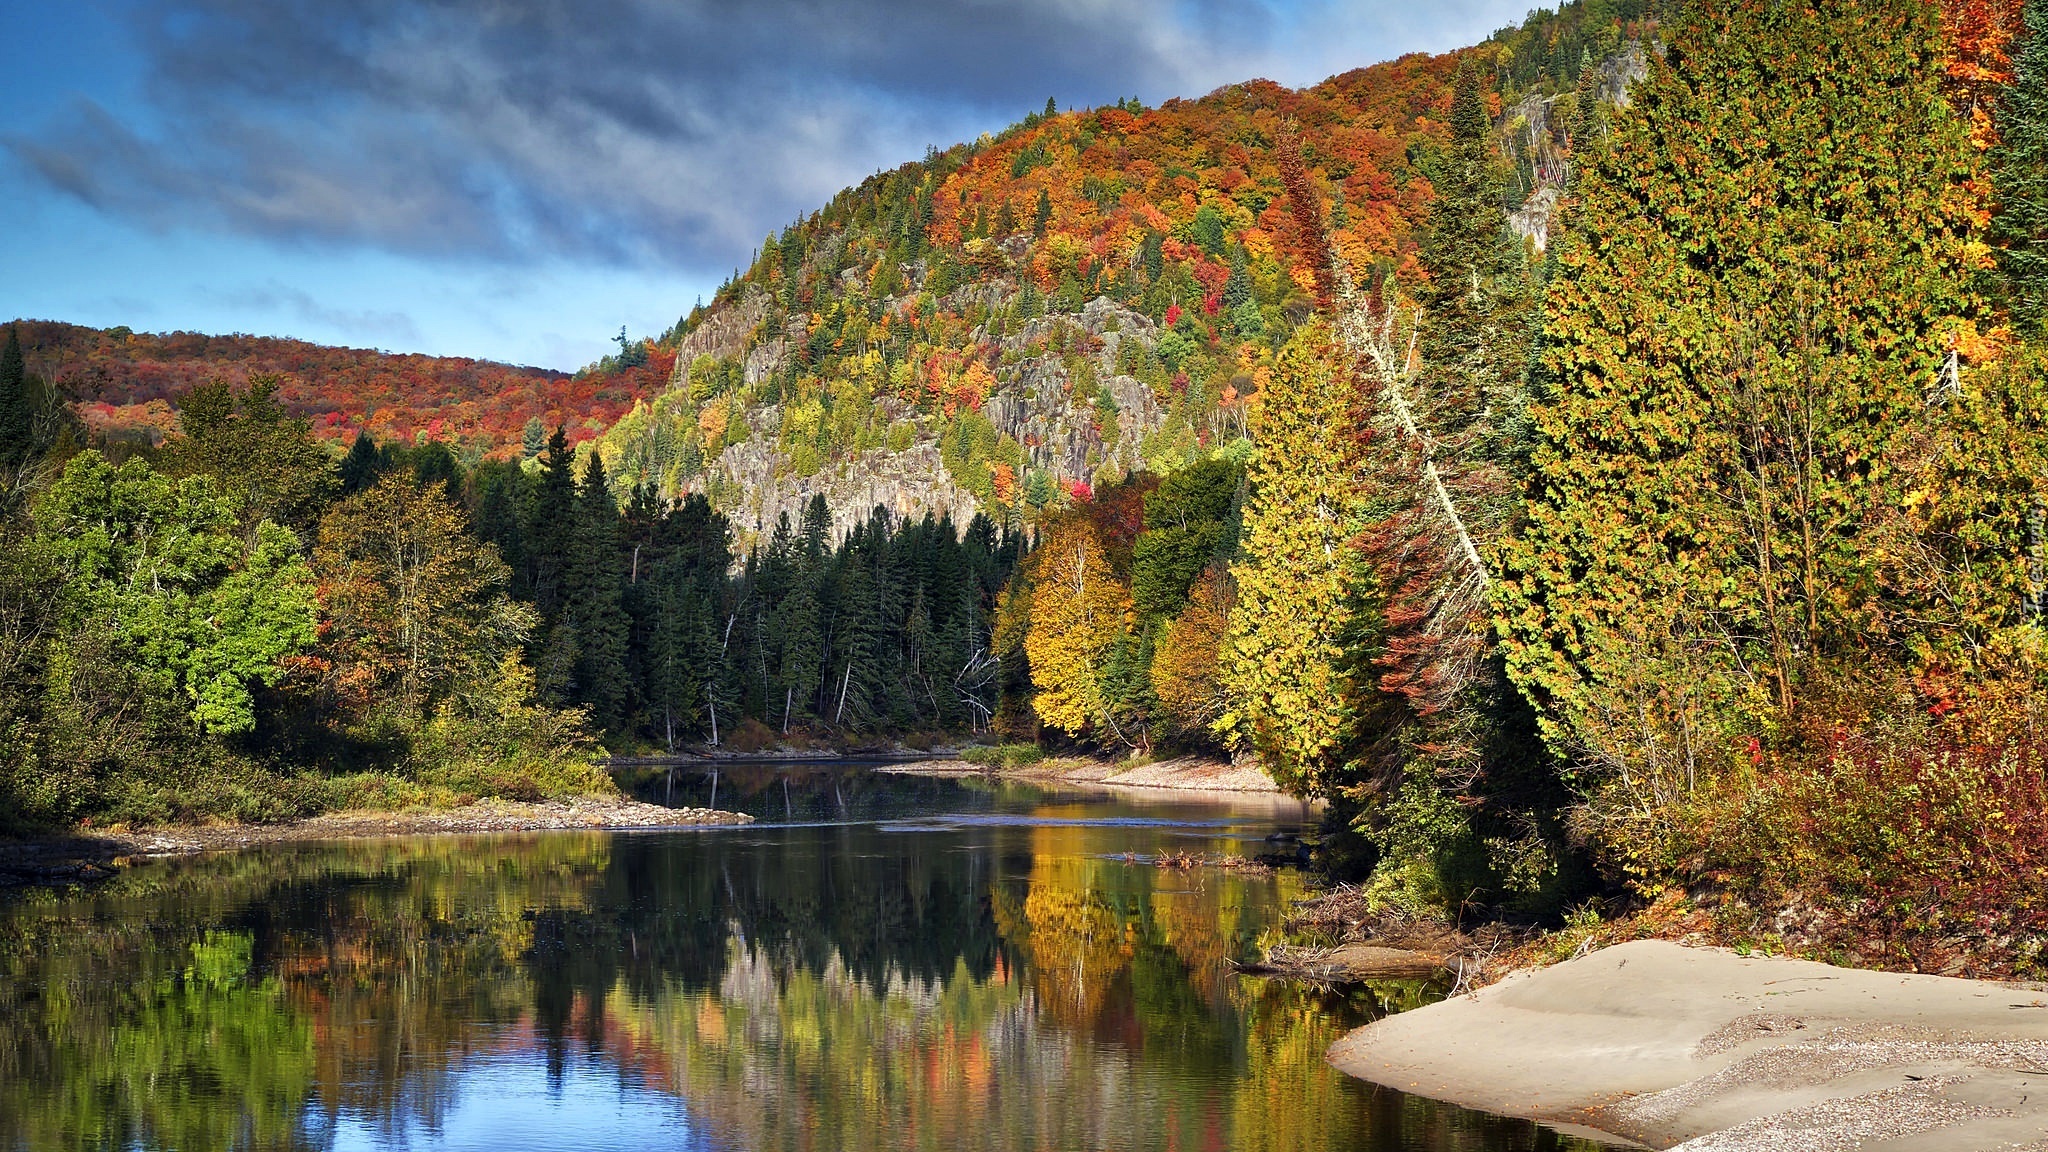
[7,0,1286,272]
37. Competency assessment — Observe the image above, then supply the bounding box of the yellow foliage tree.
[1151,571,1233,735]
[1222,322,1370,796]
[1024,518,1133,736]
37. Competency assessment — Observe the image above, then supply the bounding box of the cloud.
[8,0,1542,281]
[204,281,422,345]
[5,0,1290,273]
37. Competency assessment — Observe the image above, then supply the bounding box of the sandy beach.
[931,754,1286,793]
[1329,939,2048,1149]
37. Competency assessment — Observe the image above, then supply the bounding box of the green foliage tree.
[525,426,577,620]
[338,429,383,495]
[565,452,632,728]
[167,375,337,535]
[1417,58,1532,425]
[1130,458,1240,618]
[315,474,532,724]
[37,452,318,736]
[1191,205,1227,256]
[1497,0,1990,867]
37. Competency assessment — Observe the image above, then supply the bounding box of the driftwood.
[1235,941,1448,983]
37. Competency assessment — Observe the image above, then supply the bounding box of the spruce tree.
[470,460,528,594]
[780,559,825,723]
[1570,58,1603,159]
[565,451,632,729]
[0,326,30,467]
[645,558,709,748]
[1223,248,1254,309]
[1993,0,2048,333]
[798,492,832,559]
[1417,57,1532,423]
[525,426,577,622]
[339,430,383,495]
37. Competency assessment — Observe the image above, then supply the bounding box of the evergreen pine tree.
[1992,0,2048,333]
[781,558,825,725]
[470,460,529,595]
[526,426,577,622]
[1034,187,1053,238]
[1570,57,1603,159]
[565,451,632,728]
[1140,232,1165,282]
[798,492,832,559]
[1417,57,1532,421]
[339,430,383,495]
[1223,248,1255,309]
[0,326,31,467]
[645,558,710,749]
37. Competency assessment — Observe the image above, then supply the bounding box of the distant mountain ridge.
[9,319,671,457]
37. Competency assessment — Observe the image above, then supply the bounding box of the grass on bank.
[958,743,1047,769]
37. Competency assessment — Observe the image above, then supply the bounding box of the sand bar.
[1,797,753,884]
[1328,939,2048,1149]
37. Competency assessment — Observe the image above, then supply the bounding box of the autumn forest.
[5,0,2048,974]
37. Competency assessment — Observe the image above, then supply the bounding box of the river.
[0,766,1597,1151]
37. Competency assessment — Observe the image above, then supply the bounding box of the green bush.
[958,743,1044,768]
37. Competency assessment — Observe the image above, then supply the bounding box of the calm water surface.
[0,768,1598,1151]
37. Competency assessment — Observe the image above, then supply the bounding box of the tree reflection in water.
[0,776,1596,1151]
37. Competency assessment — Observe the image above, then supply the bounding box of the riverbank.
[889,753,1283,793]
[1329,939,2048,1149]
[0,797,753,885]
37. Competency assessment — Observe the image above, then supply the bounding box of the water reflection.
[0,774,1596,1151]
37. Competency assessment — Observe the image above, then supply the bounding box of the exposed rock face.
[981,297,1163,482]
[669,287,771,389]
[1597,40,1650,108]
[1505,40,1651,253]
[1510,184,1564,252]
[715,437,980,544]
[695,292,1172,545]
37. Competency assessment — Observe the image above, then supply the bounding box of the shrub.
[722,717,779,754]
[1671,699,2048,974]
[958,743,1044,768]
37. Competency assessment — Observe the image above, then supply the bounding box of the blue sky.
[1,0,1534,371]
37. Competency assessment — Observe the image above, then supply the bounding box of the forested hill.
[11,320,671,456]
[594,0,1657,544]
